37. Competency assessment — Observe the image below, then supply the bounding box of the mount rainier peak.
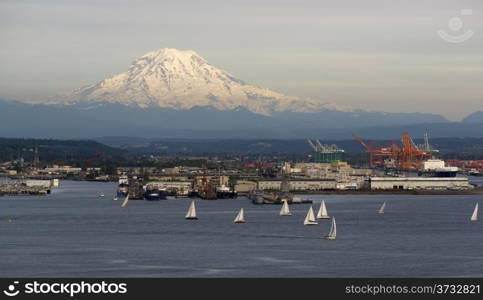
[56,48,350,115]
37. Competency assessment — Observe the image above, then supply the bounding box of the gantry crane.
[353,133,432,170]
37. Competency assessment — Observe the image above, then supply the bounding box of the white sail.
[280,199,292,216]
[317,200,330,219]
[470,203,478,222]
[325,217,337,240]
[121,195,129,207]
[185,200,198,219]
[378,202,386,214]
[304,206,318,225]
[234,208,245,223]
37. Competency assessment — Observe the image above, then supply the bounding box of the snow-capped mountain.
[56,48,350,116]
[1,47,452,139]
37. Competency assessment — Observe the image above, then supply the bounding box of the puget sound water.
[0,180,482,277]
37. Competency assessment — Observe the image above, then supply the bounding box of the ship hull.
[216,191,238,199]
[144,190,167,201]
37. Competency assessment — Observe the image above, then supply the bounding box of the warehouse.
[370,177,473,190]
[257,179,337,191]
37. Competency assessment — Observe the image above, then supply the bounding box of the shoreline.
[242,189,483,196]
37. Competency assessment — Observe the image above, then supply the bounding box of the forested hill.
[0,137,126,163]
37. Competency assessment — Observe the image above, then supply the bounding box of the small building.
[234,180,257,193]
[25,180,51,189]
[370,177,473,190]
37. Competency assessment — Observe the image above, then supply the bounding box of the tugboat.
[116,174,129,198]
[143,185,167,201]
[215,184,237,199]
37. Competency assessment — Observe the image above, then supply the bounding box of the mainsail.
[304,206,318,225]
[185,200,198,219]
[317,200,330,219]
[378,202,386,214]
[470,203,478,222]
[325,217,337,240]
[234,208,245,223]
[280,199,292,216]
[121,195,129,207]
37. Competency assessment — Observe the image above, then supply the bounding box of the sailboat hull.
[234,220,245,223]
[304,222,318,226]
[280,213,292,216]
[317,216,330,219]
[185,217,198,220]
[324,236,336,240]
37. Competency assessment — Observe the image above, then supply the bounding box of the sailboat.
[234,208,245,223]
[303,206,318,225]
[325,217,337,240]
[112,196,118,201]
[185,200,198,220]
[470,203,478,222]
[316,200,330,219]
[121,195,129,207]
[280,199,292,216]
[378,201,386,214]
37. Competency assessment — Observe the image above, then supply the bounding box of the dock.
[0,182,51,196]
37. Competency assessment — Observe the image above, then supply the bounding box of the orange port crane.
[353,133,432,170]
[399,132,432,170]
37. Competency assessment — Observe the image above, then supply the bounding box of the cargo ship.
[419,159,458,178]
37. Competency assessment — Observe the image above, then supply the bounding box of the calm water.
[0,180,482,277]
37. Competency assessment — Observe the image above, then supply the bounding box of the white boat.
[378,201,386,214]
[234,208,245,223]
[303,206,318,225]
[280,199,292,216]
[470,203,478,222]
[121,195,129,207]
[99,193,105,197]
[185,200,198,220]
[316,200,330,219]
[112,197,118,201]
[325,217,337,240]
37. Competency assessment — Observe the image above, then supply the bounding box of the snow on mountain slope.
[56,48,351,116]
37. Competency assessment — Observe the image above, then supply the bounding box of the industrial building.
[146,181,192,191]
[256,179,338,191]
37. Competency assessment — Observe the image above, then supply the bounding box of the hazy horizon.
[1,0,482,121]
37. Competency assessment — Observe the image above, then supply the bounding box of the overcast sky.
[0,0,482,120]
